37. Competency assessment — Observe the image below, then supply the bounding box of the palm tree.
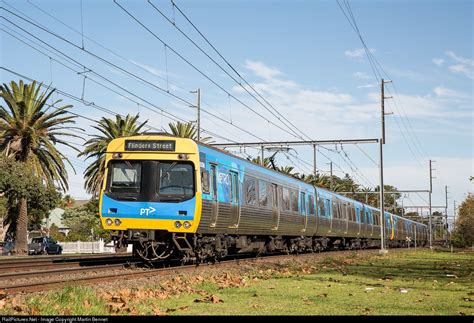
[168,121,213,143]
[79,114,148,197]
[277,166,295,175]
[247,156,275,169]
[0,80,79,253]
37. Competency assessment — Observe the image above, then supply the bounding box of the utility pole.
[329,162,333,191]
[379,138,385,252]
[379,79,391,253]
[190,88,201,141]
[429,160,435,249]
[445,185,449,245]
[313,144,317,177]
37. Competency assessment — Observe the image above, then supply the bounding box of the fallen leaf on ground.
[194,295,224,304]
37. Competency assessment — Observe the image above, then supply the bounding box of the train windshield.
[109,161,142,194]
[106,160,194,202]
[158,162,194,199]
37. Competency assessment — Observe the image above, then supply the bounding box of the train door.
[228,171,241,228]
[366,208,373,236]
[300,192,308,232]
[209,164,219,227]
[271,184,280,230]
[356,206,362,236]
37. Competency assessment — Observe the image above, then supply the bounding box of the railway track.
[0,248,391,295]
[0,253,133,266]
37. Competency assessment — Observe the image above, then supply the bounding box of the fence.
[59,239,133,254]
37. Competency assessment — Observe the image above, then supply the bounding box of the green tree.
[452,194,474,247]
[62,202,107,242]
[0,156,59,242]
[246,156,275,169]
[59,194,75,209]
[0,80,78,253]
[277,166,295,175]
[48,223,65,242]
[79,114,148,197]
[168,121,213,143]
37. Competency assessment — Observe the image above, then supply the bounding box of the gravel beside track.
[0,248,403,295]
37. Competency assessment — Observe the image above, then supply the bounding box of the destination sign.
[124,140,176,151]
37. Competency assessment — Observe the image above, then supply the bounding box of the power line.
[113,0,304,141]
[0,18,257,142]
[1,6,267,142]
[149,0,309,142]
[337,0,428,170]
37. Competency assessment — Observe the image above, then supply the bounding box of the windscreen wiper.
[158,161,178,183]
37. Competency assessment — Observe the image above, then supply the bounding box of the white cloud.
[445,51,474,66]
[448,64,474,79]
[129,60,166,78]
[433,86,462,98]
[243,60,282,80]
[444,51,474,79]
[432,58,444,66]
[344,48,376,59]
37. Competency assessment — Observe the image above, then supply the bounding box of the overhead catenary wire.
[1,6,267,142]
[0,17,262,142]
[5,0,380,190]
[337,0,428,170]
[113,0,305,141]
[2,65,240,146]
[147,0,308,142]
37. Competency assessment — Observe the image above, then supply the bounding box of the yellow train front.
[99,134,202,261]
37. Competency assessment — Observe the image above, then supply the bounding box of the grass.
[2,249,473,315]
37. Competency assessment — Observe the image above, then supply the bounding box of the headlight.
[174,221,182,229]
[183,221,191,229]
[114,219,122,226]
[105,218,113,226]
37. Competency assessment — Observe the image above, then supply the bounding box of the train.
[99,134,428,262]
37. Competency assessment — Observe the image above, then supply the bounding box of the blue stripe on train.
[101,194,196,220]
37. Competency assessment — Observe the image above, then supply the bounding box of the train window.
[266,182,274,207]
[309,195,315,215]
[229,172,239,204]
[158,162,194,198]
[201,169,210,194]
[318,196,325,216]
[332,199,338,218]
[300,192,306,215]
[210,165,217,199]
[290,190,299,212]
[109,161,141,193]
[282,187,290,211]
[325,199,331,217]
[244,176,256,206]
[258,180,268,207]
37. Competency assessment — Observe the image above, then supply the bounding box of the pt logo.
[140,207,156,216]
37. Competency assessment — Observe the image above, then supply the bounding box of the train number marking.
[140,207,156,216]
[217,172,230,185]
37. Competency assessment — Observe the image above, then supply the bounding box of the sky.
[1,0,472,226]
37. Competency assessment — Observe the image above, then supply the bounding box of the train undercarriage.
[112,230,426,263]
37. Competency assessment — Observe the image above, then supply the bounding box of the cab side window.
[201,169,210,194]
